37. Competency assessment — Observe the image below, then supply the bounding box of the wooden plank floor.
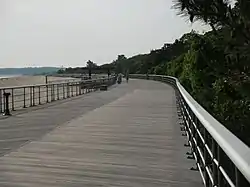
[0,80,202,187]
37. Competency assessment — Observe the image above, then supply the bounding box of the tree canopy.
[86,60,97,68]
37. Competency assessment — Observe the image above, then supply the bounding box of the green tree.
[113,55,127,74]
[86,60,97,68]
[172,0,250,146]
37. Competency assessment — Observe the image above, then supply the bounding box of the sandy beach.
[0,75,77,88]
[0,76,81,112]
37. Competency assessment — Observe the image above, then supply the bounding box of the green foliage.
[171,0,250,146]
[86,60,97,68]
[112,55,127,74]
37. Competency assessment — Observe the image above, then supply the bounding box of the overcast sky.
[0,0,209,68]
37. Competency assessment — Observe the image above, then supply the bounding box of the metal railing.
[130,74,250,187]
[47,75,110,84]
[0,76,116,115]
[47,78,82,84]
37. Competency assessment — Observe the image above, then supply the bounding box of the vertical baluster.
[204,128,210,186]
[67,83,70,98]
[77,83,80,95]
[79,83,81,95]
[73,83,77,96]
[77,83,79,95]
[212,139,218,186]
[23,87,26,108]
[3,89,6,112]
[190,108,195,153]
[32,86,35,106]
[57,84,59,100]
[30,87,32,107]
[184,100,190,145]
[75,83,77,96]
[0,89,2,113]
[11,88,14,111]
[63,83,65,98]
[192,116,199,167]
[51,84,53,101]
[46,85,49,103]
[235,167,240,187]
[38,86,41,105]
[217,146,223,187]
[53,84,55,101]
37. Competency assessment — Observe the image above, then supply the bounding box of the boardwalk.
[0,79,202,187]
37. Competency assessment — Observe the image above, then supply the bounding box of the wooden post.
[45,76,48,84]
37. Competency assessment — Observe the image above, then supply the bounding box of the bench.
[100,84,108,91]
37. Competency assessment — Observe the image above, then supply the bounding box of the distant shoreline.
[0,74,23,79]
[0,75,76,88]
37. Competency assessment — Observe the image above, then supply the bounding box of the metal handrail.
[130,74,250,187]
[47,79,81,84]
[0,76,116,114]
[0,77,111,90]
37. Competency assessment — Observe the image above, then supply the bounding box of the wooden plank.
[0,83,131,156]
[0,80,202,187]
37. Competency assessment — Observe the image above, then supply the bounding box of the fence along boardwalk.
[0,79,202,187]
[0,77,112,113]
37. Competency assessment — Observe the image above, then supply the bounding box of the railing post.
[74,83,76,95]
[235,167,240,187]
[46,85,49,103]
[32,86,35,106]
[71,84,73,97]
[11,88,14,111]
[79,83,81,95]
[204,129,210,186]
[188,111,197,159]
[23,87,26,108]
[183,101,191,145]
[38,86,41,105]
[57,84,59,100]
[73,83,76,96]
[217,146,223,187]
[78,83,81,95]
[77,82,79,94]
[186,105,195,159]
[3,89,6,112]
[53,84,55,101]
[63,83,65,99]
[67,83,70,98]
[212,139,218,186]
[0,89,2,113]
[51,84,53,101]
[30,87,32,107]
[3,92,11,116]
[75,83,77,96]
[193,116,201,171]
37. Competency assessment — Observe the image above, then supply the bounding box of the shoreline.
[0,75,76,88]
